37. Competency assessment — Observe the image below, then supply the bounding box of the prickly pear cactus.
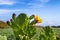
[7,13,37,40]
[7,13,56,40]
[39,26,56,40]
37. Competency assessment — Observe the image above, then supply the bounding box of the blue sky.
[0,0,60,26]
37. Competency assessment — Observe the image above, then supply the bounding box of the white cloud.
[40,0,50,5]
[0,0,51,6]
[26,0,51,8]
[0,9,10,14]
[40,0,50,2]
[27,3,44,7]
[0,9,20,15]
[0,0,15,5]
[0,9,31,15]
[0,9,21,21]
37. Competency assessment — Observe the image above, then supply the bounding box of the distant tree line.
[52,26,60,28]
[37,26,60,28]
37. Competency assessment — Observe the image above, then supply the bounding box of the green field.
[0,28,16,40]
[53,28,60,35]
[0,27,60,40]
[32,28,60,40]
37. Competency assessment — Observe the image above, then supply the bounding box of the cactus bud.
[12,13,16,20]
[10,19,13,22]
[13,13,16,16]
[6,21,10,25]
[32,14,35,17]
[29,14,35,20]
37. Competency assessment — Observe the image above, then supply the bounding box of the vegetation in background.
[0,21,16,40]
[0,27,16,40]
[0,21,9,28]
[0,35,7,40]
[39,26,56,40]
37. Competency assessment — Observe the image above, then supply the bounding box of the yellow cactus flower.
[37,19,42,23]
[34,16,38,20]
[34,15,42,23]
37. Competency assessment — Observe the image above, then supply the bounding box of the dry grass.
[0,21,9,28]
